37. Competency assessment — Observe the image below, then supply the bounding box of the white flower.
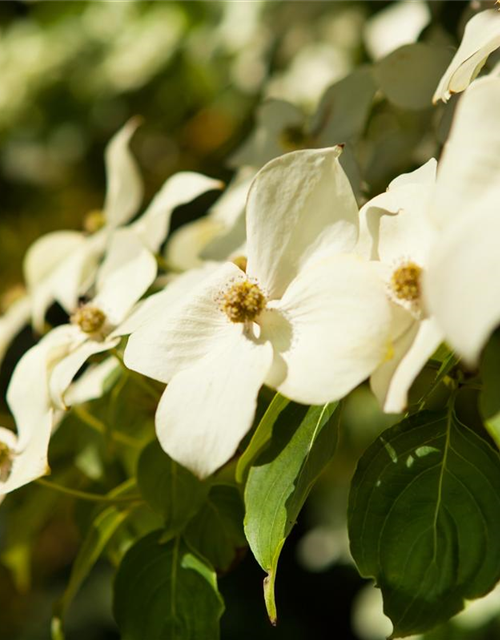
[24,118,143,332]
[357,159,443,413]
[47,229,157,410]
[24,119,222,332]
[125,147,392,478]
[424,76,500,365]
[433,9,500,104]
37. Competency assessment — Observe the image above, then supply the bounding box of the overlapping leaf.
[349,410,500,637]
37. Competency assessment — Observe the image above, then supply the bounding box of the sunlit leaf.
[244,399,339,623]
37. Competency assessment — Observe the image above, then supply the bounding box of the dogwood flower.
[125,147,392,478]
[24,119,222,332]
[357,159,443,413]
[24,119,143,332]
[424,76,500,364]
[433,9,500,103]
[47,229,157,410]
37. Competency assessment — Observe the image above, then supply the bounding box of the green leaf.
[137,440,209,538]
[480,331,500,448]
[375,43,453,110]
[244,400,339,623]
[348,409,500,637]
[236,393,289,483]
[185,484,246,573]
[114,532,224,640]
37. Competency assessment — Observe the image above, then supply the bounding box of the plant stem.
[35,478,143,504]
[73,405,140,448]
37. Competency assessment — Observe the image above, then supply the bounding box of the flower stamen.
[391,262,422,303]
[222,281,266,323]
[71,305,107,334]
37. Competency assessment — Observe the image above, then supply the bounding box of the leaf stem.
[73,405,141,448]
[36,478,143,504]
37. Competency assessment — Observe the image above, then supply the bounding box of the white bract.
[165,168,253,271]
[424,76,500,365]
[24,119,143,332]
[24,119,222,332]
[0,291,31,371]
[46,229,157,410]
[125,147,392,478]
[357,160,443,413]
[0,327,74,496]
[433,9,500,103]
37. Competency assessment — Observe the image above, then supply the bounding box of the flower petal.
[0,417,52,495]
[24,231,86,290]
[50,231,108,314]
[24,231,87,331]
[94,229,157,326]
[6,325,74,448]
[65,357,119,406]
[357,160,437,263]
[261,255,392,404]
[115,263,220,336]
[0,295,31,370]
[155,330,272,478]
[430,76,500,230]
[246,147,359,299]
[423,207,500,365]
[371,316,443,413]
[124,262,242,383]
[49,334,120,410]
[164,217,224,270]
[103,117,143,228]
[131,172,223,253]
[433,9,500,103]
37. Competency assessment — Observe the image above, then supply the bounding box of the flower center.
[279,125,309,151]
[83,210,106,234]
[0,442,13,482]
[223,281,266,323]
[391,262,422,303]
[71,305,107,334]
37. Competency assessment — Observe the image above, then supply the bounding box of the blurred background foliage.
[2,1,500,639]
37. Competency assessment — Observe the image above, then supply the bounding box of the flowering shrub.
[2,5,500,640]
